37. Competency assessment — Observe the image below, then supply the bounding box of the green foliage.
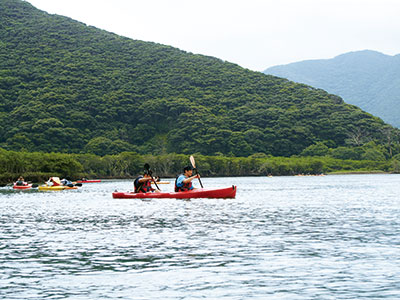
[0,147,396,185]
[300,141,393,163]
[0,147,83,183]
[330,147,361,160]
[300,142,329,156]
[1,1,400,158]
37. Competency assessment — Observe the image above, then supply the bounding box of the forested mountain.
[0,0,399,157]
[264,50,400,128]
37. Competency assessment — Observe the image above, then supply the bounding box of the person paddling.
[15,176,26,186]
[46,177,61,186]
[61,178,74,187]
[134,170,160,193]
[175,166,200,192]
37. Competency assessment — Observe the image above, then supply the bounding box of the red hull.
[76,180,102,183]
[13,184,32,190]
[112,186,237,199]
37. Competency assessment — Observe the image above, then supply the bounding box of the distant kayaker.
[15,176,26,186]
[134,170,160,193]
[61,178,74,187]
[46,177,61,186]
[175,166,200,192]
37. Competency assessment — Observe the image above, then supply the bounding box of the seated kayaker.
[46,177,61,186]
[134,171,160,193]
[15,176,27,186]
[61,178,74,187]
[175,166,200,192]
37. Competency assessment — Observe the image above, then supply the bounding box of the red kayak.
[76,179,102,183]
[112,186,237,199]
[13,184,33,190]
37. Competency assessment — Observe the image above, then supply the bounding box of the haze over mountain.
[264,50,400,128]
[0,0,398,157]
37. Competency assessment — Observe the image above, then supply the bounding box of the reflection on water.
[1,175,400,299]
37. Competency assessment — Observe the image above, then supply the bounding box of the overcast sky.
[26,0,400,71]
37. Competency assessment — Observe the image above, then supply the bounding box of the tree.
[300,142,329,157]
[330,147,360,160]
[84,137,113,156]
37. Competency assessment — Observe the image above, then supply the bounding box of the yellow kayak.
[38,185,78,191]
[151,181,170,184]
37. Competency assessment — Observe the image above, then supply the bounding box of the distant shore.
[327,170,391,175]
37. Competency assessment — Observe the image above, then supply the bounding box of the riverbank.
[1,148,399,185]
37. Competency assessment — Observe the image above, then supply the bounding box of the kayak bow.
[112,186,237,199]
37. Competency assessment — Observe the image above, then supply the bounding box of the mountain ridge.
[264,50,400,127]
[0,0,398,157]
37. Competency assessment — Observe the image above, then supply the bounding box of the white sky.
[25,0,400,71]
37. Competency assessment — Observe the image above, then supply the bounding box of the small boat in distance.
[76,179,102,183]
[38,185,78,191]
[13,184,33,190]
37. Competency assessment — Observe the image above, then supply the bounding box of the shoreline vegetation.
[1,148,399,185]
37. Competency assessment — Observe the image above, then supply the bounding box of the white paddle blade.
[190,155,196,169]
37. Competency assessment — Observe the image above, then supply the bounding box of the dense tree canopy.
[1,0,400,157]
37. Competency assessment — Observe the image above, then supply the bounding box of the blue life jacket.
[175,175,193,192]
[61,179,73,187]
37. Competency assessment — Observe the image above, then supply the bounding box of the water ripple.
[1,176,400,299]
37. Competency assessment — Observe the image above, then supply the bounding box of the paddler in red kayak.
[175,166,200,192]
[134,170,160,193]
[15,176,27,186]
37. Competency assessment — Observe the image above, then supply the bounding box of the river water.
[1,175,399,299]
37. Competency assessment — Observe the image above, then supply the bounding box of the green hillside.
[0,0,399,157]
[264,50,400,128]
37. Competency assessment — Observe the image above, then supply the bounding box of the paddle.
[61,180,82,187]
[189,155,203,188]
[144,163,161,191]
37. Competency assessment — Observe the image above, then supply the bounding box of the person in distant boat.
[61,178,74,187]
[46,177,61,186]
[15,176,26,186]
[175,166,200,192]
[134,170,160,193]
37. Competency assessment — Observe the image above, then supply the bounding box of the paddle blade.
[190,155,203,188]
[74,183,82,187]
[189,155,196,169]
[31,184,38,188]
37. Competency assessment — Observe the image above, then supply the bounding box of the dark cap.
[183,165,193,172]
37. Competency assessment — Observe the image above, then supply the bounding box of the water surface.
[1,175,399,299]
